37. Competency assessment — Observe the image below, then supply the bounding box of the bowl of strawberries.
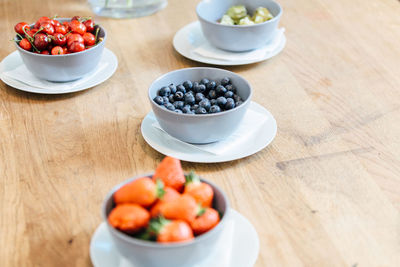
[13,16,106,82]
[103,156,230,266]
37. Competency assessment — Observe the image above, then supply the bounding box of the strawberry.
[159,194,198,223]
[184,171,214,207]
[149,217,194,243]
[153,156,185,192]
[150,186,180,218]
[108,204,150,234]
[114,177,164,207]
[191,207,220,235]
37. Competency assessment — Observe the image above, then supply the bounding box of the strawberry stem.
[197,204,206,217]
[148,216,170,236]
[155,179,165,199]
[185,171,200,185]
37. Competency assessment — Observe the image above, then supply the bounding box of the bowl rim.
[196,0,282,28]
[148,67,253,117]
[14,17,107,57]
[102,173,231,248]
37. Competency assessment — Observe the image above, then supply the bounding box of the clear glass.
[88,0,167,19]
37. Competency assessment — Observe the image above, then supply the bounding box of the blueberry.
[195,107,207,114]
[195,93,205,103]
[193,82,200,93]
[158,86,171,96]
[168,94,175,103]
[199,99,211,111]
[183,80,193,90]
[192,104,199,111]
[200,78,209,85]
[216,85,227,95]
[225,84,236,93]
[174,91,184,101]
[236,100,243,106]
[174,109,183,114]
[210,99,217,106]
[192,84,199,93]
[216,96,227,107]
[209,105,221,113]
[165,103,175,111]
[224,91,234,98]
[176,84,186,94]
[208,90,217,99]
[184,93,195,105]
[197,84,206,94]
[182,106,192,113]
[220,77,230,86]
[173,101,184,110]
[153,96,164,105]
[162,96,169,104]
[225,98,235,110]
[168,84,177,94]
[206,81,216,90]
[233,94,242,102]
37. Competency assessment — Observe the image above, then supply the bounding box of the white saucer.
[0,48,118,94]
[90,208,259,267]
[141,102,277,163]
[173,21,286,66]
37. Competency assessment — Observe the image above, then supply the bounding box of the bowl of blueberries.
[148,67,252,144]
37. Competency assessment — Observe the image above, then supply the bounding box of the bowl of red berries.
[13,16,106,82]
[103,156,230,267]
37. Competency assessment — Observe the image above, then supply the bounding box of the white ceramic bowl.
[196,0,282,52]
[148,67,252,144]
[102,174,230,267]
[14,18,106,82]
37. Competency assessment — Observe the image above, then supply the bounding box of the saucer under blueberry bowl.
[148,67,252,144]
[196,0,282,52]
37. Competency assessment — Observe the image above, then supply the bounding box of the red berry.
[14,22,29,35]
[49,19,61,28]
[84,20,95,33]
[70,20,86,35]
[40,50,50,55]
[55,25,67,35]
[40,22,55,35]
[62,21,70,31]
[19,38,32,51]
[34,16,50,29]
[51,46,65,55]
[52,33,67,46]
[67,33,84,47]
[83,32,96,46]
[34,33,50,50]
[69,41,85,53]
[71,16,81,21]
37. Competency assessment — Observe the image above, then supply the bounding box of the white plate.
[173,21,286,66]
[141,101,277,163]
[90,208,259,267]
[0,48,118,94]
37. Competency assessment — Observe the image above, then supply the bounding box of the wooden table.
[1,0,400,266]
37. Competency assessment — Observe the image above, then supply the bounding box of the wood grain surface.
[1,0,400,266]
